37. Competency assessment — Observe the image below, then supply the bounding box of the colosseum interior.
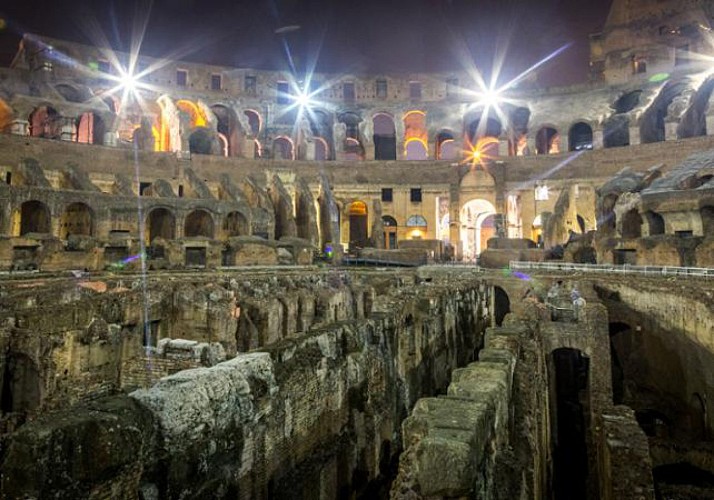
[0,0,714,499]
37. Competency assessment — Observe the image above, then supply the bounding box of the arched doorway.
[184,209,215,238]
[76,112,105,145]
[640,81,688,144]
[223,211,249,237]
[273,136,294,160]
[60,202,93,239]
[621,209,642,239]
[348,201,368,251]
[146,208,176,242]
[568,122,593,151]
[373,113,396,160]
[493,286,510,326]
[403,110,428,160]
[460,199,496,260]
[535,126,559,154]
[29,106,61,139]
[19,200,51,235]
[436,131,457,160]
[382,215,398,249]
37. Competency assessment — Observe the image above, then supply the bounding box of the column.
[628,126,641,145]
[10,120,29,136]
[592,129,604,149]
[60,117,76,141]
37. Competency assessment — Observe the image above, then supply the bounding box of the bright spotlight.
[480,88,501,108]
[118,70,138,93]
[294,90,310,108]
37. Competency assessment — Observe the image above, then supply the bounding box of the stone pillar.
[498,138,509,157]
[527,136,537,156]
[629,126,641,145]
[592,129,604,149]
[395,120,406,161]
[305,141,316,161]
[428,140,437,160]
[559,134,569,153]
[10,119,29,136]
[665,122,678,141]
[61,117,76,142]
[103,132,117,147]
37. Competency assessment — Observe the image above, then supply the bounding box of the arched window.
[146,208,176,242]
[373,113,396,160]
[19,200,51,235]
[569,122,593,151]
[184,209,215,238]
[535,127,559,155]
[273,136,294,160]
[60,202,93,239]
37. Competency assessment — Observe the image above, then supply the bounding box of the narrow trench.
[551,348,591,500]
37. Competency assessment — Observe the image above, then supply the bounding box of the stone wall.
[0,270,488,499]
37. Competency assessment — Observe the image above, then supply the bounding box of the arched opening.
[348,200,368,251]
[273,136,294,160]
[509,107,531,156]
[679,77,714,138]
[309,110,334,160]
[640,81,687,144]
[146,208,176,242]
[184,209,215,238]
[406,214,427,240]
[243,109,262,137]
[621,209,642,239]
[344,138,364,161]
[460,199,496,259]
[568,122,593,151]
[700,206,714,237]
[132,119,159,151]
[405,138,427,160]
[373,113,396,160]
[550,348,591,500]
[403,110,428,160]
[188,127,216,155]
[29,106,61,139]
[314,137,329,161]
[76,112,105,145]
[223,211,249,237]
[1,353,41,414]
[645,211,665,235]
[436,131,457,160]
[19,200,51,235]
[535,126,559,155]
[60,202,93,239]
[382,215,398,249]
[603,115,630,148]
[614,91,642,114]
[464,113,501,158]
[480,214,497,250]
[211,104,240,157]
[176,99,207,128]
[493,286,510,326]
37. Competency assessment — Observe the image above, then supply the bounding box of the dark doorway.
[551,348,591,500]
[494,286,510,326]
[20,200,51,235]
[348,201,368,250]
[373,114,396,160]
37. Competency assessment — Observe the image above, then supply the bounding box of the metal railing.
[509,261,714,279]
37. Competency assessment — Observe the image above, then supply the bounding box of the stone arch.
[19,200,51,235]
[509,106,531,156]
[640,80,688,144]
[146,207,176,242]
[460,198,496,259]
[614,90,642,114]
[211,104,242,156]
[184,209,215,238]
[29,106,61,139]
[645,210,665,235]
[223,211,249,237]
[273,136,295,160]
[382,215,398,249]
[309,109,334,160]
[493,286,510,326]
[436,130,457,160]
[535,126,559,154]
[314,137,329,161]
[403,110,428,160]
[373,112,396,160]
[176,99,207,128]
[60,202,94,239]
[621,208,642,239]
[568,122,593,151]
[76,112,105,145]
[348,200,368,250]
[464,112,501,158]
[1,352,41,414]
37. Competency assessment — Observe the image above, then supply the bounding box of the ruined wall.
[0,271,488,499]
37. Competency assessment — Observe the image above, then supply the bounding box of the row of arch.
[13,200,249,242]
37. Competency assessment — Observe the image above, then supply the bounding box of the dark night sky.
[0,0,612,86]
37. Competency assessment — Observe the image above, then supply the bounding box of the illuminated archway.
[76,112,105,145]
[406,214,427,239]
[348,200,368,250]
[0,99,14,132]
[403,110,428,160]
[436,131,457,160]
[464,113,501,159]
[273,136,295,160]
[29,106,61,139]
[373,113,396,160]
[460,199,496,259]
[176,100,207,128]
